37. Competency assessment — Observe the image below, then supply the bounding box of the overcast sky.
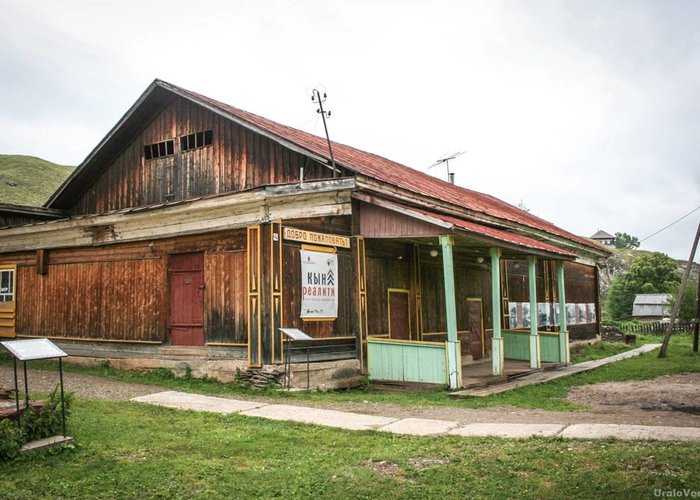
[1,0,699,259]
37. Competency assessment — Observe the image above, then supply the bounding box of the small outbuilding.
[590,230,615,246]
[632,293,672,321]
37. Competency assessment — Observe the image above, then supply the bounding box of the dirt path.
[2,366,699,427]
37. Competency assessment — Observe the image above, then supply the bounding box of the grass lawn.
[1,399,699,499]
[2,334,697,413]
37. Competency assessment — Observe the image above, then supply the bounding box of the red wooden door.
[169,253,205,346]
[388,290,410,340]
[468,299,484,360]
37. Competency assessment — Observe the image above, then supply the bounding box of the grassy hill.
[0,154,74,206]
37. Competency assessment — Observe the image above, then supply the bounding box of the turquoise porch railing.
[502,330,562,363]
[367,338,459,385]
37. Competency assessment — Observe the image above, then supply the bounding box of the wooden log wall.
[5,229,247,344]
[72,96,333,215]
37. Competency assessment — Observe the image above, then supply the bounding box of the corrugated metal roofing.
[633,293,673,306]
[165,81,605,255]
[409,206,576,258]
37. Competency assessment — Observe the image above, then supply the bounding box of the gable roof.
[633,293,673,306]
[48,79,607,256]
[591,230,615,240]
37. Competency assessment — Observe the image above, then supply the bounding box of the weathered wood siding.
[365,241,412,336]
[420,261,493,338]
[72,96,331,215]
[4,230,247,344]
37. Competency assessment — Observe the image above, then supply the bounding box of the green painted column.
[440,235,461,389]
[490,248,504,375]
[556,261,570,364]
[528,256,541,369]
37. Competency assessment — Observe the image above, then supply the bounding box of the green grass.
[3,334,697,413]
[569,336,644,363]
[0,154,73,205]
[0,399,698,499]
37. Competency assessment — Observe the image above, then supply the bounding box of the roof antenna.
[311,88,338,178]
[427,151,467,184]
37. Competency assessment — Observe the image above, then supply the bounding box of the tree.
[666,282,698,322]
[606,252,680,320]
[614,232,640,249]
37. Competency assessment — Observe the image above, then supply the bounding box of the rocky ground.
[2,366,699,428]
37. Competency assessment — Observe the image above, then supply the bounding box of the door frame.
[467,297,485,358]
[387,288,411,340]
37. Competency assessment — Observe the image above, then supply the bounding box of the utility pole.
[694,259,700,352]
[311,89,337,178]
[659,218,700,358]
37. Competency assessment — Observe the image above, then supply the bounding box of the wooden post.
[528,256,541,369]
[353,236,369,374]
[490,248,504,375]
[556,261,570,364]
[694,264,699,353]
[247,225,262,367]
[659,218,700,357]
[440,235,461,389]
[269,221,283,364]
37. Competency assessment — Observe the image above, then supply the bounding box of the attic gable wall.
[70,96,329,215]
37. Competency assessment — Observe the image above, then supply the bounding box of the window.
[0,268,14,303]
[144,139,175,160]
[180,130,213,152]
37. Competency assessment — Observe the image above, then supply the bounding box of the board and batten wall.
[0,229,248,344]
[71,95,335,215]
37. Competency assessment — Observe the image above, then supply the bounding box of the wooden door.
[0,266,16,338]
[169,253,205,346]
[388,289,411,340]
[467,299,484,359]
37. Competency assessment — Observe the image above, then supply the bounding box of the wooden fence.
[616,321,696,335]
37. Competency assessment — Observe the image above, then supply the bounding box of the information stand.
[279,328,313,390]
[1,339,69,437]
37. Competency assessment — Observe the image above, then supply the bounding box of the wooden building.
[0,80,609,388]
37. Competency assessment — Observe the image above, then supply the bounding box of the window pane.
[144,145,152,160]
[204,130,213,145]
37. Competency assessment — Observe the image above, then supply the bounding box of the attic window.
[180,130,213,152]
[144,140,174,160]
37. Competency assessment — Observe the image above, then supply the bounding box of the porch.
[357,196,576,389]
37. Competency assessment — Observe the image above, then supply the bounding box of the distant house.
[591,230,615,246]
[632,294,672,321]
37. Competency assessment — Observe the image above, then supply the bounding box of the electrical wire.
[640,203,700,242]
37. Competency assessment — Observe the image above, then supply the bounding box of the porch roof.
[356,196,576,259]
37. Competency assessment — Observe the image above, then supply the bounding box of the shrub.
[1,385,74,462]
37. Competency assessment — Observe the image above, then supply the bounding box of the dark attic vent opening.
[144,139,174,160]
[180,130,213,152]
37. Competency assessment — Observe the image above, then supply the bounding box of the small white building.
[632,294,672,321]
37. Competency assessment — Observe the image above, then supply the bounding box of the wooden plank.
[247,225,261,367]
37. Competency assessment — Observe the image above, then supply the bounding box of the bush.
[0,419,22,461]
[1,385,73,462]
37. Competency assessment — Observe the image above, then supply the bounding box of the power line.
[640,203,700,242]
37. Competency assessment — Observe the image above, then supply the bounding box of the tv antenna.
[310,88,337,178]
[426,151,466,184]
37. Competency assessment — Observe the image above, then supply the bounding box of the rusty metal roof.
[48,79,608,256]
[410,207,576,258]
[169,82,603,254]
